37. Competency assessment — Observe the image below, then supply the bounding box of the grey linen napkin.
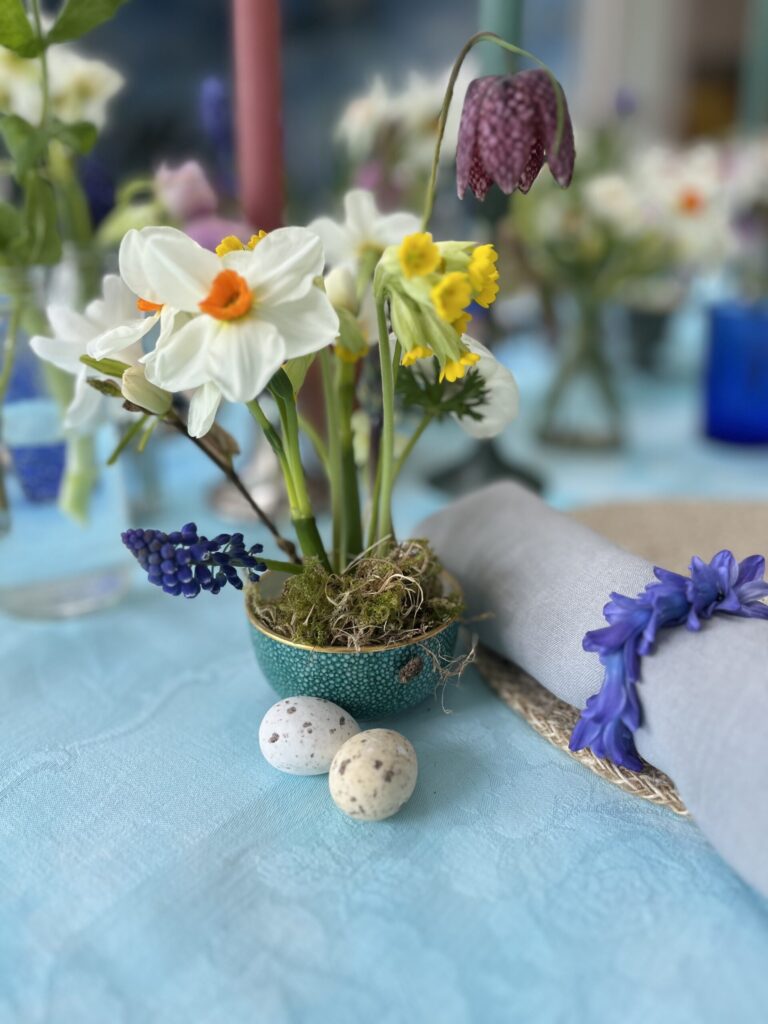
[419,480,768,898]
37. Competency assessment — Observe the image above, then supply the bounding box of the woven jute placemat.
[476,499,768,816]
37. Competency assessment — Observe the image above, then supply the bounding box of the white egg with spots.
[259,697,360,775]
[329,728,418,821]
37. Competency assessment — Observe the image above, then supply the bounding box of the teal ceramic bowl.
[246,572,460,720]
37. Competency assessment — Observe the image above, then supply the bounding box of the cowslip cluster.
[570,550,768,771]
[122,522,267,598]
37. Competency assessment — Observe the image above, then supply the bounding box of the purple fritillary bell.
[457,69,575,201]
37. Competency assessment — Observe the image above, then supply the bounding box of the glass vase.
[0,316,132,619]
[538,294,622,449]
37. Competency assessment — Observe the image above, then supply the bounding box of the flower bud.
[121,365,172,415]
[324,266,359,314]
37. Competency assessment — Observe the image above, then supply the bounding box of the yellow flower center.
[335,343,364,364]
[215,231,268,257]
[431,271,473,324]
[199,269,253,321]
[468,244,499,308]
[398,232,442,279]
[401,344,433,367]
[439,350,480,383]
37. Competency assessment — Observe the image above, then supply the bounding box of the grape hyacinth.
[121,523,267,598]
[570,550,768,771]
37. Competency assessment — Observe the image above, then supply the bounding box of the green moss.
[248,539,463,649]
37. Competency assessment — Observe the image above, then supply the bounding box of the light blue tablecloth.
[3,335,768,1023]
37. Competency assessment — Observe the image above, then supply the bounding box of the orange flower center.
[136,297,163,313]
[678,188,705,215]
[198,269,253,321]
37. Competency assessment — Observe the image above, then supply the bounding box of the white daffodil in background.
[0,42,123,127]
[109,225,338,437]
[455,337,519,440]
[308,189,420,273]
[335,77,392,164]
[30,275,142,433]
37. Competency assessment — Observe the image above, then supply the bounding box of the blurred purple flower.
[199,76,236,196]
[184,213,253,252]
[155,161,218,222]
[614,86,637,118]
[456,69,575,201]
[571,550,768,770]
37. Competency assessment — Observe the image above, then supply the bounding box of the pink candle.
[232,0,284,230]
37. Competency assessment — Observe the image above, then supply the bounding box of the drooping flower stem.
[320,348,343,569]
[420,32,566,231]
[374,297,397,545]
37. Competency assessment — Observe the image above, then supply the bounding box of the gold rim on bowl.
[244,570,462,654]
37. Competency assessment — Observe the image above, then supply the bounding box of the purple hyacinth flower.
[456,69,575,201]
[571,549,768,771]
[686,550,768,628]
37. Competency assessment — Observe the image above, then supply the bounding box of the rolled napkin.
[420,480,768,898]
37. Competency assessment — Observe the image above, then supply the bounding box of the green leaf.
[0,115,46,178]
[283,353,316,395]
[80,354,131,378]
[0,202,22,249]
[0,0,41,57]
[22,176,62,265]
[47,0,131,44]
[49,118,98,155]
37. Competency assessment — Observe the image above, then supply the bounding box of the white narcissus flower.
[335,77,391,162]
[582,174,646,236]
[0,47,40,123]
[455,337,519,440]
[308,189,420,272]
[113,226,338,437]
[29,275,142,433]
[47,46,124,128]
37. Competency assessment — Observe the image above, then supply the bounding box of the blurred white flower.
[308,189,420,271]
[455,336,519,440]
[335,77,391,163]
[29,275,142,433]
[112,226,338,437]
[155,161,218,222]
[583,173,646,235]
[324,265,359,314]
[0,42,123,127]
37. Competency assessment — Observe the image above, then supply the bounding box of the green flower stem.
[0,299,22,518]
[374,297,396,546]
[251,396,331,571]
[298,414,329,475]
[421,31,565,231]
[393,411,434,481]
[262,558,303,576]
[247,398,299,511]
[320,348,343,570]
[339,357,363,561]
[58,434,98,526]
[107,414,150,466]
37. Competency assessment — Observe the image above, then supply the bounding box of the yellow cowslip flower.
[452,310,472,335]
[398,232,442,279]
[401,344,433,367]
[468,244,499,308]
[215,231,268,257]
[439,350,480,384]
[431,271,473,323]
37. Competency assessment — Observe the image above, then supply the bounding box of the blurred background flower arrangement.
[2,0,768,623]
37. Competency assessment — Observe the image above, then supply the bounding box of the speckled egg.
[259,697,360,775]
[328,729,418,821]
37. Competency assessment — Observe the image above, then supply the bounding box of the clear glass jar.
[0,301,132,619]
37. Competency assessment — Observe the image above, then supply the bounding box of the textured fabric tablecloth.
[3,365,768,1023]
